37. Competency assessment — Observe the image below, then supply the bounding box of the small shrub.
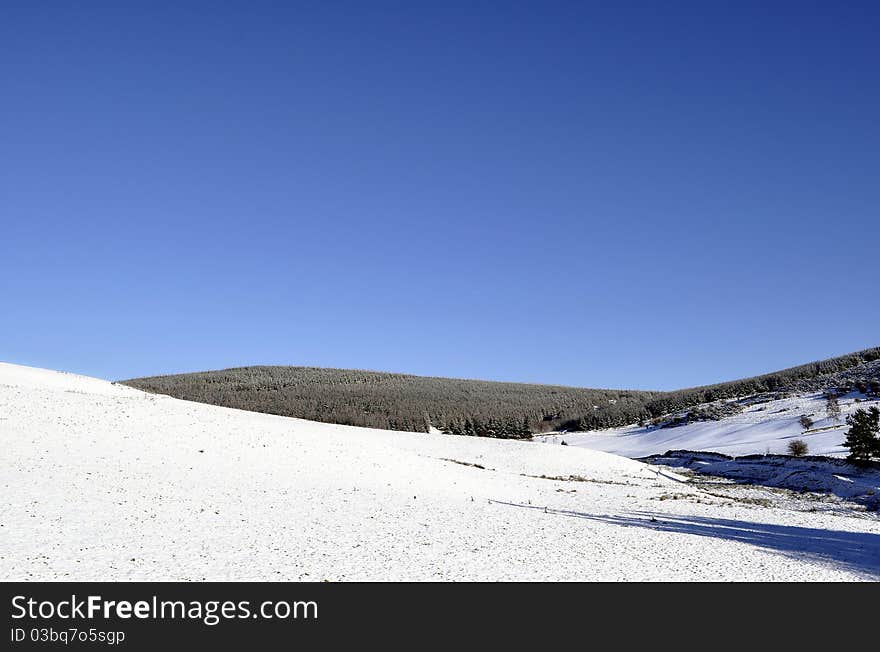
[787,439,809,457]
[799,415,814,429]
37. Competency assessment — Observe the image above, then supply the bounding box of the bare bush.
[787,439,809,457]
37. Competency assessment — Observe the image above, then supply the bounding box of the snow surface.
[537,392,878,458]
[646,451,880,510]
[2,363,880,581]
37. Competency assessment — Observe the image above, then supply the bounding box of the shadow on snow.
[490,500,880,578]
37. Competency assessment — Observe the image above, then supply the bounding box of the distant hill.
[122,367,657,437]
[122,347,880,438]
[643,348,880,419]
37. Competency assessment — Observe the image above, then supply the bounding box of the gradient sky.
[2,1,878,390]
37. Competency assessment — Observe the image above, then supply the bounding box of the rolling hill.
[122,347,880,438]
[4,361,880,580]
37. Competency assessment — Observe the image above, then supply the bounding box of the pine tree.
[841,407,880,463]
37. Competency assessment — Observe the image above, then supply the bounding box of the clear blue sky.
[2,2,878,390]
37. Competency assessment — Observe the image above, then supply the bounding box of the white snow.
[538,392,877,458]
[647,451,880,509]
[0,362,142,396]
[2,363,880,581]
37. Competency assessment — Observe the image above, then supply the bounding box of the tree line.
[122,347,880,439]
[123,366,657,437]
[637,347,880,421]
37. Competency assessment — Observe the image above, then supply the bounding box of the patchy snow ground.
[537,392,878,458]
[644,451,880,511]
[2,362,880,581]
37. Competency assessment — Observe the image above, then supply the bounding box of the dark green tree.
[841,407,880,463]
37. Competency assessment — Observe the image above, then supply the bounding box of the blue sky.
[2,2,878,390]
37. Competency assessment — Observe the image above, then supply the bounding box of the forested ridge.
[123,366,655,437]
[122,347,880,438]
[641,347,880,421]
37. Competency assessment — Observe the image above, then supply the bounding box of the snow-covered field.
[537,392,876,458]
[2,362,879,581]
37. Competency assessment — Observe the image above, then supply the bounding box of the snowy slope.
[537,392,877,458]
[2,362,879,581]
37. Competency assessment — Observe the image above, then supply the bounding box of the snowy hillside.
[537,391,878,458]
[2,362,880,581]
[643,451,880,511]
